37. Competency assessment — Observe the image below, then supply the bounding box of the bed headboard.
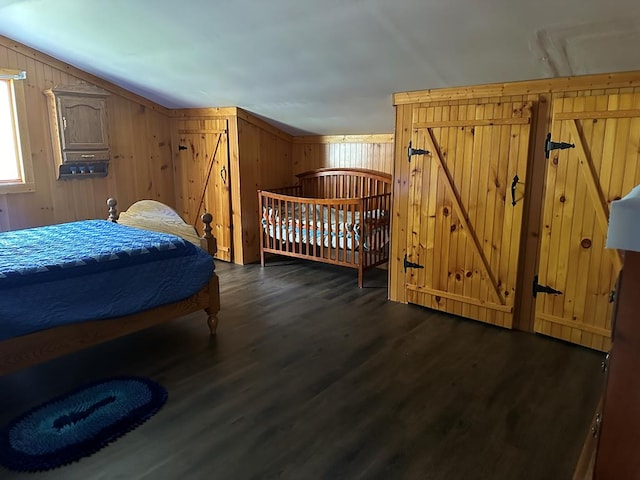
[295,168,392,199]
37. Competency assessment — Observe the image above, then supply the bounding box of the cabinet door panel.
[58,96,109,150]
[175,122,232,262]
[405,101,533,328]
[535,94,640,351]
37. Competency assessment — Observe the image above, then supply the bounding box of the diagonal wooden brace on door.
[567,120,623,273]
[424,128,506,306]
[193,132,224,228]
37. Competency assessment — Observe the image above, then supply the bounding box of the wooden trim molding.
[537,313,612,338]
[405,285,513,313]
[413,118,530,128]
[173,107,294,143]
[556,109,640,120]
[393,70,640,104]
[171,107,239,118]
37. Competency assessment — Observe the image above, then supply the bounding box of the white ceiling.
[1,0,639,135]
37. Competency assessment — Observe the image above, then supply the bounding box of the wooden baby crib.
[258,168,392,287]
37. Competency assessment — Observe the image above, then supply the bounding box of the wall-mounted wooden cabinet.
[44,84,111,179]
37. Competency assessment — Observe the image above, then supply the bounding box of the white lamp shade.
[606,184,640,252]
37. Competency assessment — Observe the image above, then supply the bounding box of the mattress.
[0,220,214,340]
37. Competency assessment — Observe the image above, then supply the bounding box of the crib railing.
[258,189,392,287]
[297,168,392,199]
[360,192,392,270]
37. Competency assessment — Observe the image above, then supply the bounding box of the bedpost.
[201,211,220,335]
[201,212,217,256]
[107,198,119,222]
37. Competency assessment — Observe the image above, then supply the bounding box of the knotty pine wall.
[292,134,394,182]
[236,112,294,264]
[391,71,640,338]
[0,35,174,232]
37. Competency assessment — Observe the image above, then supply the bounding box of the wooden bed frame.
[0,198,220,376]
[258,168,392,287]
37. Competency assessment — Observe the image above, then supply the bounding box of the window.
[0,68,34,194]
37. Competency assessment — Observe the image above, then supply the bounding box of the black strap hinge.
[404,254,424,272]
[533,275,563,297]
[408,141,430,162]
[545,133,575,159]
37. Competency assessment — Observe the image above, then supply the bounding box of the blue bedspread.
[0,220,214,341]
[0,220,194,289]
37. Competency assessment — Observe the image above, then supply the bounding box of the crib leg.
[358,268,364,288]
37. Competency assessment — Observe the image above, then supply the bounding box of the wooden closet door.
[175,120,232,261]
[405,101,533,328]
[535,94,640,352]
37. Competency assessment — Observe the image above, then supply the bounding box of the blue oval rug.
[0,376,167,472]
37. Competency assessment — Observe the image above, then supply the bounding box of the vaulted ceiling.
[1,0,639,135]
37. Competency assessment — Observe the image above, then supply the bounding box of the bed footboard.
[107,198,220,334]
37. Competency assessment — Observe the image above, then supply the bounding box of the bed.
[0,198,220,376]
[258,168,392,287]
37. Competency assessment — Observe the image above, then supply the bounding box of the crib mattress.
[261,204,388,250]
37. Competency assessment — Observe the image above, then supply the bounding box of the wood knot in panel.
[581,238,592,249]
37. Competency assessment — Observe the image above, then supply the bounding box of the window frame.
[0,68,34,194]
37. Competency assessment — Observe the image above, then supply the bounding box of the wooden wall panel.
[0,36,174,231]
[237,116,293,264]
[292,134,394,182]
[390,107,412,303]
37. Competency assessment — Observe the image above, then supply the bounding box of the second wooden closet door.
[535,94,640,352]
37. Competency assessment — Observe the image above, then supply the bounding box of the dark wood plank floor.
[0,260,604,479]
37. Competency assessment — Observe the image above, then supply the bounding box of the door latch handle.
[511,174,519,206]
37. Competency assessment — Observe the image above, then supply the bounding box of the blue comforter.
[0,220,214,340]
[0,220,195,289]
